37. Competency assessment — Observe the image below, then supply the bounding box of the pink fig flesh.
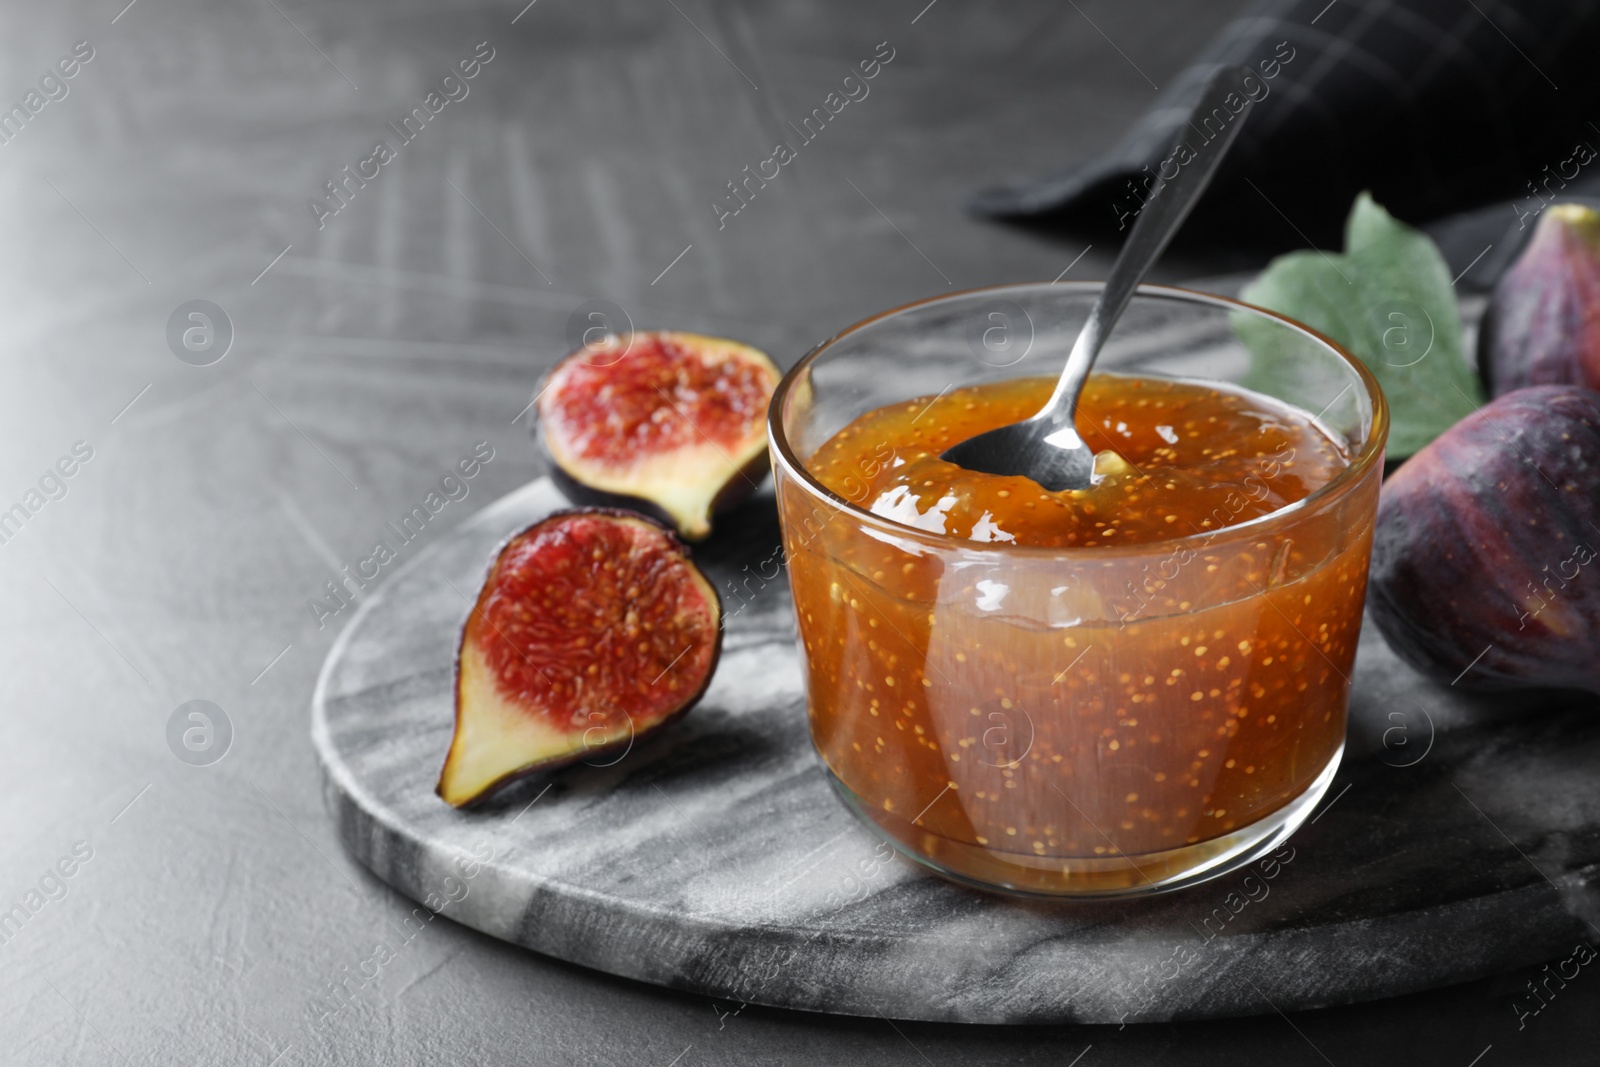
[439,508,722,807]
[535,331,779,541]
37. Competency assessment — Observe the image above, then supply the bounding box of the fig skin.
[1479,204,1600,397]
[546,450,771,543]
[438,507,723,808]
[535,331,780,541]
[1368,386,1600,693]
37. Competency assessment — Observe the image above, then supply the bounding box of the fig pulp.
[1479,203,1600,396]
[1368,385,1600,693]
[536,331,779,541]
[438,509,722,807]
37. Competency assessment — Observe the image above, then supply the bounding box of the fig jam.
[783,374,1374,893]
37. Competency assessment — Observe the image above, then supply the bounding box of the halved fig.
[535,331,779,541]
[438,508,722,808]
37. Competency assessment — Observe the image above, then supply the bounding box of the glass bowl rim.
[766,280,1390,560]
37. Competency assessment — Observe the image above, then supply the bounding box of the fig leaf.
[1238,192,1483,457]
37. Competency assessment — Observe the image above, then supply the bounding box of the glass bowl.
[768,282,1387,897]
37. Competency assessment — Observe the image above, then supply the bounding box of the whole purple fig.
[1479,203,1600,396]
[1369,385,1600,693]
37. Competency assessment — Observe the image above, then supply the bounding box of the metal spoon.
[942,65,1255,492]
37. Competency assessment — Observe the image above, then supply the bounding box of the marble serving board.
[311,477,1600,1024]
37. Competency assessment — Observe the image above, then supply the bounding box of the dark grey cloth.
[971,0,1600,245]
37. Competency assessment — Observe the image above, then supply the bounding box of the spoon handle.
[1042,64,1256,427]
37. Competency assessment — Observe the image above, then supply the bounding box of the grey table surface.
[2,0,1594,1064]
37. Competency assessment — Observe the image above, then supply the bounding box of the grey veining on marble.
[313,477,1600,1024]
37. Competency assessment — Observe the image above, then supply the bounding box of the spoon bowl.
[941,65,1255,492]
